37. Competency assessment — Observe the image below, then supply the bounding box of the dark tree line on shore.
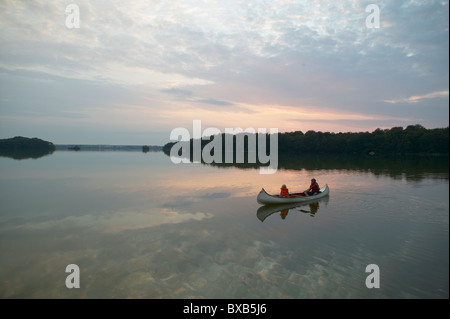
[0,136,55,159]
[163,125,449,157]
[278,125,449,155]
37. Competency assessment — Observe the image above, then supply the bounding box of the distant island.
[0,137,165,159]
[55,144,163,152]
[0,136,56,160]
[163,125,449,161]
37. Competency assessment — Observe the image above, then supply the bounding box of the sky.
[0,0,448,145]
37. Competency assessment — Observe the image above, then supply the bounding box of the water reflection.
[0,151,448,298]
[203,154,449,183]
[0,148,54,160]
[257,196,330,222]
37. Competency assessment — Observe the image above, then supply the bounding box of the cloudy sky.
[0,0,448,145]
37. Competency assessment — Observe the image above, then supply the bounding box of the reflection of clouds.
[1,153,448,298]
[162,192,231,206]
[0,208,214,234]
[0,189,446,298]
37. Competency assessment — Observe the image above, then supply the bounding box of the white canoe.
[257,184,330,205]
[256,196,330,222]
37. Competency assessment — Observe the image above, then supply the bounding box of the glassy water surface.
[0,151,448,298]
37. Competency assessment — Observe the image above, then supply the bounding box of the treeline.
[278,125,449,155]
[0,136,56,159]
[162,132,277,164]
[163,125,449,157]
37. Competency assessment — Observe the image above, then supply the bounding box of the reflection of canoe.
[257,184,329,205]
[256,196,329,222]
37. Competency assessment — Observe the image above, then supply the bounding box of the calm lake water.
[0,151,448,299]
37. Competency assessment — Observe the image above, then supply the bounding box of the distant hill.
[0,136,56,159]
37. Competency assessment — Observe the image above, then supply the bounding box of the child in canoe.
[280,184,289,197]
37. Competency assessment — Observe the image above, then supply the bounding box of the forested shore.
[163,125,449,158]
[277,125,448,155]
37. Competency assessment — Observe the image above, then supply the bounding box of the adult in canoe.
[304,178,320,196]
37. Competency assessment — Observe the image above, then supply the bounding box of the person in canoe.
[280,184,289,197]
[303,178,320,196]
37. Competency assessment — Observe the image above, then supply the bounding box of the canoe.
[257,184,330,205]
[256,196,330,222]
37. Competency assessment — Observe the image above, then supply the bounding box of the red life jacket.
[280,188,289,197]
[310,182,320,193]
